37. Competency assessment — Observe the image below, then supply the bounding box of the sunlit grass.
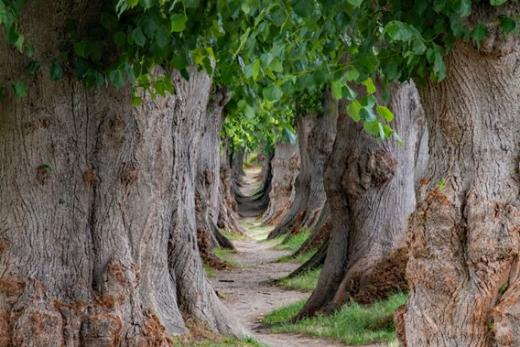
[274,229,311,252]
[277,268,320,292]
[203,263,217,278]
[213,247,240,267]
[221,229,249,241]
[262,293,407,346]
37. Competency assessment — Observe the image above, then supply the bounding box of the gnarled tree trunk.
[297,82,426,319]
[262,143,300,225]
[403,37,520,346]
[0,3,245,345]
[268,95,337,240]
[195,89,234,269]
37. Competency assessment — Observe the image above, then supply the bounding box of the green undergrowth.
[213,247,241,267]
[203,264,217,278]
[274,229,311,252]
[277,268,320,292]
[263,293,407,346]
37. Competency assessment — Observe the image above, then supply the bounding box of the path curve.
[210,235,345,347]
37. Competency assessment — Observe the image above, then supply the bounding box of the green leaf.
[109,69,125,88]
[384,21,412,41]
[26,60,41,76]
[347,100,362,121]
[293,0,314,17]
[363,120,380,136]
[131,27,146,47]
[331,80,343,100]
[263,85,283,101]
[499,16,516,33]
[12,81,27,98]
[50,62,63,81]
[490,0,507,6]
[376,105,394,122]
[362,78,376,95]
[74,41,88,58]
[471,23,489,48]
[347,0,364,7]
[344,68,359,82]
[171,14,188,32]
[252,59,261,80]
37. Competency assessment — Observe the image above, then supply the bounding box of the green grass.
[213,247,240,267]
[262,293,407,346]
[274,229,311,252]
[277,268,320,292]
[203,263,217,278]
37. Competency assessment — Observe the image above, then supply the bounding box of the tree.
[195,88,235,269]
[403,19,520,347]
[297,82,427,319]
[261,142,300,225]
[267,93,338,240]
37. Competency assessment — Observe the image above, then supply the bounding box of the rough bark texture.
[403,32,520,347]
[195,89,234,269]
[261,143,300,225]
[216,144,246,235]
[268,98,337,239]
[0,3,245,345]
[297,82,426,319]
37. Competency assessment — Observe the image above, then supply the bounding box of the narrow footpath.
[210,166,384,347]
[210,223,344,347]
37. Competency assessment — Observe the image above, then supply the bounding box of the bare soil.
[210,236,346,347]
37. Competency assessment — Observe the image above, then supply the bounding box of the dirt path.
[210,231,346,347]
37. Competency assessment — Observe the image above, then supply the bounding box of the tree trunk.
[404,38,520,346]
[195,89,234,269]
[297,82,426,319]
[217,143,247,234]
[261,143,300,225]
[0,3,245,345]
[268,96,337,239]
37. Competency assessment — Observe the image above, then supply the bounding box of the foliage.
[278,249,315,263]
[1,0,517,146]
[277,268,321,292]
[263,293,407,346]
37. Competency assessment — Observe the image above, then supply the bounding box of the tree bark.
[404,38,520,346]
[217,143,247,234]
[261,143,300,225]
[195,88,234,269]
[268,97,337,239]
[0,3,245,345]
[297,82,426,319]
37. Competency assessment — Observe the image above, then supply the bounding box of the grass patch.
[274,229,311,252]
[203,263,217,278]
[277,268,320,292]
[263,293,407,346]
[213,247,240,267]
